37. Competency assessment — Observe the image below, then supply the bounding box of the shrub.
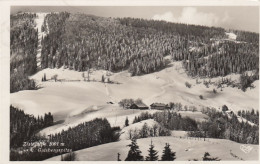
[199,95,203,99]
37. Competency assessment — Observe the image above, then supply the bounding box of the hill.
[11,58,259,136]
[46,136,259,161]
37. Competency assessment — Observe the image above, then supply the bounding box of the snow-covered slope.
[46,136,259,161]
[11,60,258,136]
[35,13,48,69]
[120,119,159,140]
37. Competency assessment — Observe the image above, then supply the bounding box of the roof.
[133,102,148,108]
[150,103,167,107]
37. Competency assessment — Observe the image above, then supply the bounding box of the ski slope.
[35,13,48,69]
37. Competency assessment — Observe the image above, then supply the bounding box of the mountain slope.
[11,59,259,136]
[46,136,259,161]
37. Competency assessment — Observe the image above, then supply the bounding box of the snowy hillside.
[46,136,259,161]
[10,59,259,136]
[120,119,159,140]
[35,13,48,69]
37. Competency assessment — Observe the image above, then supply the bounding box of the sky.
[11,6,259,33]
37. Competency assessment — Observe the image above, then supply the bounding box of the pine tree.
[125,117,129,127]
[125,138,144,161]
[145,140,158,161]
[117,153,121,161]
[161,143,176,161]
[43,73,46,81]
[102,75,105,83]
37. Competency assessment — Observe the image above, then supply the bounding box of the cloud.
[152,7,229,27]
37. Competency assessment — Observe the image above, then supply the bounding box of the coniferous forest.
[10,13,38,93]
[48,118,120,150]
[39,13,258,78]
[11,12,259,92]
[129,107,259,144]
[10,105,54,148]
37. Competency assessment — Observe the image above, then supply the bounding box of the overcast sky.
[11,6,259,33]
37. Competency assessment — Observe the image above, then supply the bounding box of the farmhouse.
[150,103,169,110]
[130,102,149,110]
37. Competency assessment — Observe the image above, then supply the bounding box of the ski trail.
[35,13,48,69]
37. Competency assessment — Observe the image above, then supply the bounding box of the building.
[130,102,149,110]
[150,103,169,110]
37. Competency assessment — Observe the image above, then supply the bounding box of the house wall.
[139,107,149,110]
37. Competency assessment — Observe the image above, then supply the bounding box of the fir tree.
[117,153,121,161]
[145,140,158,161]
[102,75,105,83]
[125,138,143,161]
[161,143,176,161]
[125,117,129,127]
[44,73,46,81]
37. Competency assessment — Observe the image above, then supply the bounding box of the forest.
[189,108,259,144]
[48,118,120,150]
[39,13,259,78]
[129,105,259,145]
[237,109,259,125]
[10,105,54,148]
[10,12,259,93]
[10,13,38,93]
